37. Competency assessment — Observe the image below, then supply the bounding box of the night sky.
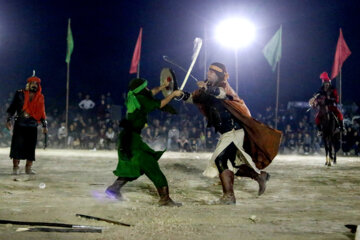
[0,0,359,113]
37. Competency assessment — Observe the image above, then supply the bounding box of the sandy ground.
[0,148,359,240]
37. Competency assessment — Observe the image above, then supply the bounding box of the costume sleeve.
[137,95,161,114]
[6,90,21,120]
[182,91,193,103]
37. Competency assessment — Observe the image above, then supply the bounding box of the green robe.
[113,94,167,187]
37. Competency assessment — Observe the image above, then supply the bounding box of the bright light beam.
[215,18,255,49]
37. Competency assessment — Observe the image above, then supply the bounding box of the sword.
[43,133,48,149]
[180,37,202,90]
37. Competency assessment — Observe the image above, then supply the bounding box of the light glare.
[215,18,255,49]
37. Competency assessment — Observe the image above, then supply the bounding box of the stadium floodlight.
[215,18,255,49]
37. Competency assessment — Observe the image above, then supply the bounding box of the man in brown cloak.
[182,62,282,204]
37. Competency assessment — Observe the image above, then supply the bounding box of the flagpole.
[339,68,342,106]
[65,62,70,146]
[136,60,140,78]
[136,28,142,78]
[203,24,207,81]
[235,49,239,95]
[275,60,280,130]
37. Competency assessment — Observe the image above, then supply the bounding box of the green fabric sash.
[125,80,148,114]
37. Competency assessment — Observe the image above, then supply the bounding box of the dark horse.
[316,98,341,166]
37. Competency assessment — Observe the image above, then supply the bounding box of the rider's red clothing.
[314,86,343,125]
[315,106,343,125]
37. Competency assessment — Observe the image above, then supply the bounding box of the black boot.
[157,186,182,207]
[218,169,236,205]
[235,164,270,196]
[105,178,128,200]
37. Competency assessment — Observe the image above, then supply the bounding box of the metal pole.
[339,68,342,106]
[136,60,140,78]
[65,62,70,147]
[235,49,239,95]
[275,60,280,130]
[203,24,207,81]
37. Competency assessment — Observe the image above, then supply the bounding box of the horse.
[310,95,341,166]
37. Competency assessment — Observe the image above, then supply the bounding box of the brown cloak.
[192,81,282,169]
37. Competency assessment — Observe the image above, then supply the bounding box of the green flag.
[263,26,282,72]
[65,18,74,63]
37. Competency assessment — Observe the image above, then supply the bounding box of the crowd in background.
[1,91,360,156]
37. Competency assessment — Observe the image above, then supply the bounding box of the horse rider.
[309,72,345,136]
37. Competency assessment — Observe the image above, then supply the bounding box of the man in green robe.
[106,78,183,206]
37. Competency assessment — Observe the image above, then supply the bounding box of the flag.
[331,28,351,79]
[129,28,143,74]
[65,19,74,64]
[263,26,282,72]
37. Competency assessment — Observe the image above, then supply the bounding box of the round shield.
[160,68,178,97]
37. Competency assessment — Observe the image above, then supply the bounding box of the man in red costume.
[6,74,48,175]
[311,72,344,135]
[182,62,282,204]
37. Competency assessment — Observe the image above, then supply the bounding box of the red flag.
[129,28,143,74]
[331,28,351,79]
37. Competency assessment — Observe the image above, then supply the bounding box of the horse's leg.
[333,137,339,164]
[324,139,329,166]
[333,142,337,164]
[329,143,334,160]
[325,139,331,166]
[328,141,332,166]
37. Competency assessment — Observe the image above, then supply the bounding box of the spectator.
[167,125,180,151]
[106,92,113,106]
[353,131,360,156]
[79,128,88,148]
[105,127,116,149]
[57,122,67,147]
[303,133,312,155]
[142,127,153,145]
[79,94,95,119]
[86,126,98,149]
[97,99,107,120]
[342,127,354,155]
[67,124,79,148]
[189,127,200,151]
[177,136,191,152]
[205,130,216,151]
[286,133,296,153]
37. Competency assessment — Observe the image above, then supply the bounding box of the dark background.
[0,0,359,113]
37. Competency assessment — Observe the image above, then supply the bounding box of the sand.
[0,148,359,240]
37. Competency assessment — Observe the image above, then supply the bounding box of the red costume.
[314,72,343,126]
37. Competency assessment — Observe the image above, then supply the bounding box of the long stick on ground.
[76,214,132,227]
[0,219,102,230]
[17,227,102,233]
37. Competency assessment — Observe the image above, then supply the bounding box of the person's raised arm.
[160,90,183,108]
[151,80,170,96]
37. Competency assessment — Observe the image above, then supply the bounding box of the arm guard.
[205,86,227,99]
